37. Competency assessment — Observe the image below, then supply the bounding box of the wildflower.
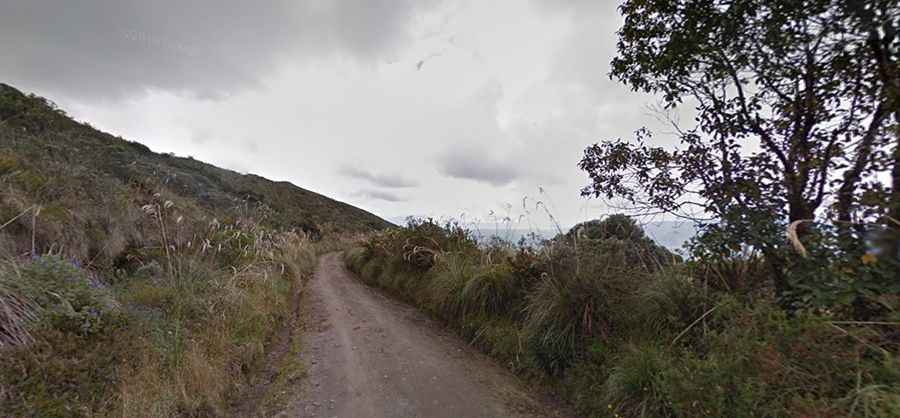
[861,252,877,265]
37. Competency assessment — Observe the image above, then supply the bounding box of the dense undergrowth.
[0,84,374,416]
[0,193,335,417]
[346,216,900,417]
[2,236,310,417]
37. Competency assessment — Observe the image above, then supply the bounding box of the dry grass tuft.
[0,265,40,347]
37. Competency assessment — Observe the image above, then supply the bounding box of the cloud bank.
[436,146,520,186]
[338,166,418,188]
[352,189,407,202]
[0,0,436,100]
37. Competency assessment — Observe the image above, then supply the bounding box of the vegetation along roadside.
[345,2,900,416]
[346,215,899,417]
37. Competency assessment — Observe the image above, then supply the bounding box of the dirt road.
[288,253,566,418]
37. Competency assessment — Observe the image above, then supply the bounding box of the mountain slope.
[0,83,389,416]
[0,83,391,244]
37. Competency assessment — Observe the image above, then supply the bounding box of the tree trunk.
[773,189,817,307]
[837,105,887,251]
[886,118,900,264]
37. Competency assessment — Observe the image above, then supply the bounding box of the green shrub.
[344,247,368,273]
[469,318,526,370]
[425,252,476,320]
[627,272,716,344]
[359,257,385,286]
[0,318,131,418]
[461,262,521,318]
[602,344,676,417]
[565,214,680,272]
[5,256,118,336]
[525,240,651,374]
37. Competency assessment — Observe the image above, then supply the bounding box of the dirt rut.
[289,253,566,418]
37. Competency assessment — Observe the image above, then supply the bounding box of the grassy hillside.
[0,82,390,247]
[0,83,381,417]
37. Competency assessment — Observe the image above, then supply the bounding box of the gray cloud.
[436,146,520,187]
[338,166,419,188]
[190,129,212,145]
[0,0,437,101]
[243,140,260,154]
[532,0,612,13]
[352,189,407,202]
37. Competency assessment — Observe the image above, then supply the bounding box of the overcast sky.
[1,0,675,228]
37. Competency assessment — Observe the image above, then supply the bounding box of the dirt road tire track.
[289,253,568,418]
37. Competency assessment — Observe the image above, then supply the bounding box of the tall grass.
[345,217,900,417]
[0,191,328,417]
[0,263,40,347]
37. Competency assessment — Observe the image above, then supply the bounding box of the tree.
[579,0,899,298]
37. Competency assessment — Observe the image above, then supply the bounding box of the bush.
[0,258,127,417]
[565,214,680,272]
[461,263,521,318]
[424,252,476,320]
[602,344,676,417]
[2,256,118,336]
[0,317,131,417]
[524,271,629,374]
[627,272,715,344]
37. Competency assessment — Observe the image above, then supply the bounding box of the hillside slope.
[0,83,389,416]
[0,82,391,245]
